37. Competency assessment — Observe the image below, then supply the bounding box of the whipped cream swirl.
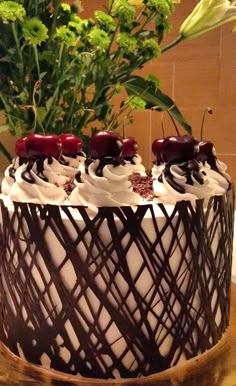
[10,162,67,205]
[151,163,164,178]
[70,159,142,210]
[31,157,70,187]
[153,160,228,205]
[60,153,86,177]
[202,160,230,191]
[123,154,146,176]
[1,157,23,195]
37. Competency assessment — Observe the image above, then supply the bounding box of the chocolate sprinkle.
[0,187,234,379]
[129,173,154,199]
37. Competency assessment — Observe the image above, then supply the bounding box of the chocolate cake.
[0,132,234,379]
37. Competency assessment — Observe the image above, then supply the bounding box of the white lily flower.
[180,0,236,40]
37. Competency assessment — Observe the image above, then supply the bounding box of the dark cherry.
[59,133,83,155]
[25,134,62,159]
[197,140,215,163]
[152,138,164,163]
[122,137,138,158]
[15,136,28,158]
[89,131,123,159]
[161,135,197,164]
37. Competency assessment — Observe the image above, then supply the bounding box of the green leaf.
[124,75,192,134]
[0,141,12,163]
[37,107,47,123]
[46,97,54,112]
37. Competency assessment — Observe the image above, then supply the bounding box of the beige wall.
[1,0,236,184]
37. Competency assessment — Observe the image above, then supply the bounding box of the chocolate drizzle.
[59,152,85,166]
[85,156,124,177]
[123,156,136,165]
[0,188,234,379]
[22,158,50,183]
[8,157,26,180]
[159,159,210,194]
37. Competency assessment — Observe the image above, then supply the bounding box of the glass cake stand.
[0,284,235,386]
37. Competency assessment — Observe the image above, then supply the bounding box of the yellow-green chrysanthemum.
[69,19,89,35]
[23,18,48,45]
[94,10,115,32]
[116,32,138,53]
[56,26,76,46]
[142,38,161,58]
[61,3,71,12]
[0,1,26,22]
[146,0,174,16]
[88,27,111,51]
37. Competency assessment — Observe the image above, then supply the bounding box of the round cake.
[0,132,234,379]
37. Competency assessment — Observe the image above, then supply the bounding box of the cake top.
[0,131,231,207]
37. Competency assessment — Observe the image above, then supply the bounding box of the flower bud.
[180,0,236,40]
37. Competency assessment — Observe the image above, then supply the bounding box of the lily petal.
[180,0,236,40]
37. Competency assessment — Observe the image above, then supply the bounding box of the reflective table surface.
[0,284,235,386]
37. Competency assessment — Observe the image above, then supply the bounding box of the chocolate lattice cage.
[0,188,234,379]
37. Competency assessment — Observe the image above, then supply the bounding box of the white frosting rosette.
[123,154,146,176]
[153,163,227,205]
[70,159,142,210]
[1,157,21,195]
[10,163,67,205]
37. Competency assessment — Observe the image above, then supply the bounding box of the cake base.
[0,283,235,385]
[0,188,234,379]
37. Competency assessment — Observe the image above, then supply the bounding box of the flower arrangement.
[0,0,236,157]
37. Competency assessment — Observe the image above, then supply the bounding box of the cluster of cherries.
[151,135,220,193]
[15,131,139,162]
[152,135,216,167]
[88,131,138,160]
[15,133,84,160]
[15,131,217,169]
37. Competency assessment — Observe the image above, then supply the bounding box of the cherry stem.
[200,107,212,140]
[168,112,180,136]
[161,113,165,138]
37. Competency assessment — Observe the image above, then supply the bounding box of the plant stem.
[64,76,81,130]
[135,11,155,36]
[58,43,64,72]
[161,35,183,53]
[136,5,147,22]
[0,92,15,130]
[0,142,12,163]
[108,0,116,13]
[11,22,24,82]
[33,45,41,80]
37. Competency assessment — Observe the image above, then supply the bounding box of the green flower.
[56,26,76,46]
[142,38,161,59]
[125,96,147,110]
[22,18,48,45]
[146,73,161,90]
[117,32,138,53]
[155,15,172,33]
[61,3,71,12]
[69,18,89,35]
[94,10,116,32]
[111,0,136,23]
[0,1,25,22]
[88,27,111,51]
[70,14,81,23]
[145,0,174,16]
